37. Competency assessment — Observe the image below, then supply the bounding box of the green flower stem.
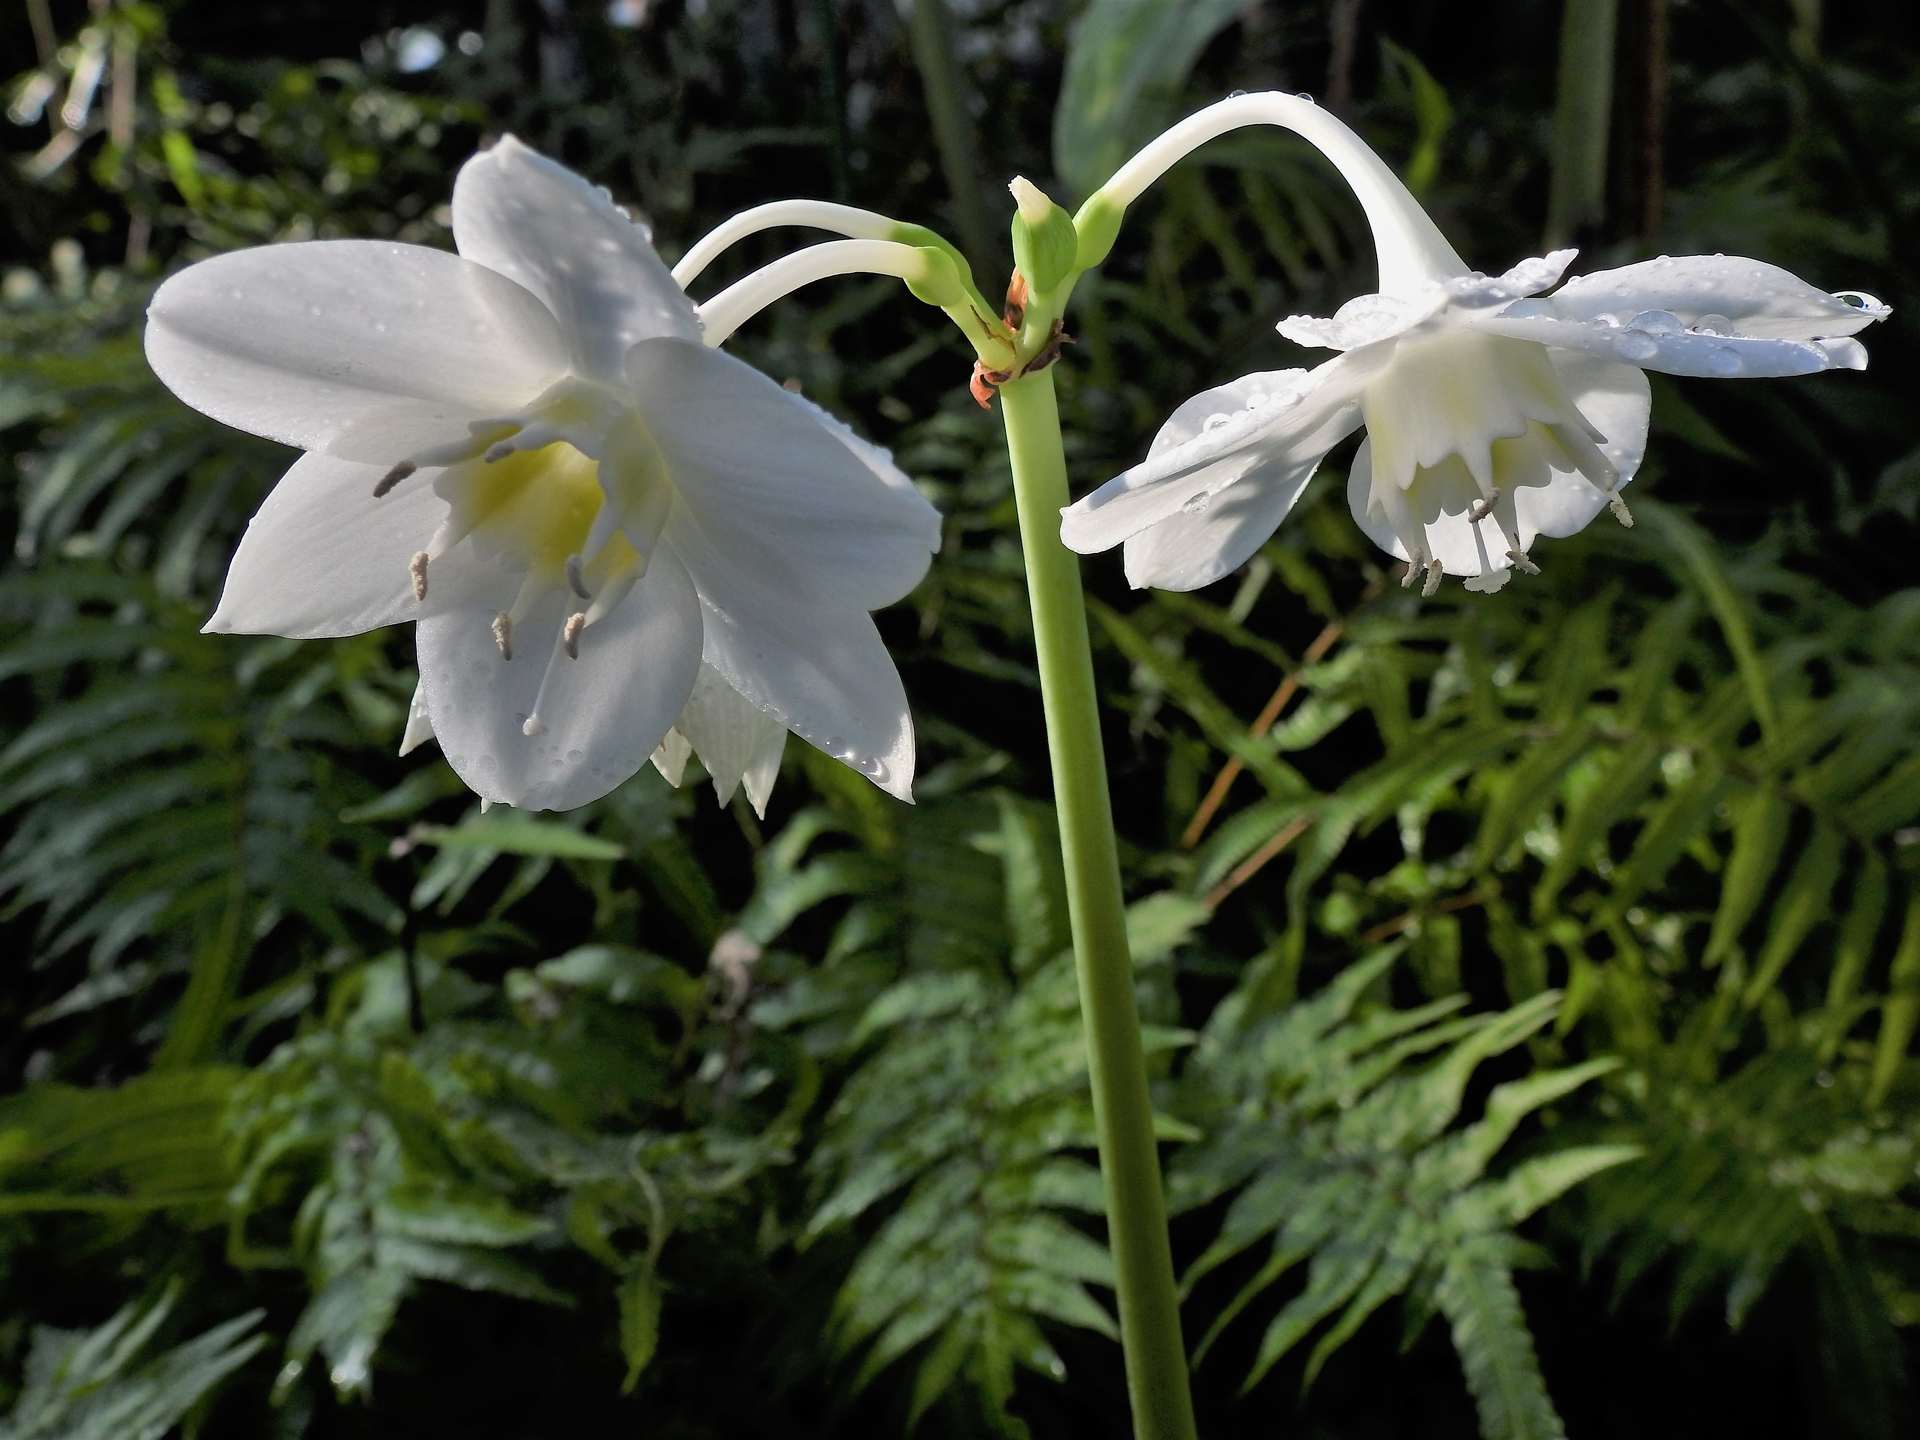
[997,368,1198,1440]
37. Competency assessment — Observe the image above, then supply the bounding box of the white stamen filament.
[1092,92,1468,297]
[671,200,902,289]
[522,621,579,736]
[694,240,937,347]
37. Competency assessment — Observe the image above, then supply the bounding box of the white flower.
[147,137,941,812]
[1060,97,1888,596]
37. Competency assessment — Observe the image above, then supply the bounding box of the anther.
[1401,549,1427,589]
[408,551,429,601]
[522,714,545,737]
[563,612,586,659]
[1608,493,1635,527]
[1467,487,1501,524]
[565,554,592,600]
[1422,558,1444,598]
[492,612,513,660]
[1506,549,1541,575]
[374,461,416,498]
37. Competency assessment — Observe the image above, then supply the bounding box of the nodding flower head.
[1060,92,1888,596]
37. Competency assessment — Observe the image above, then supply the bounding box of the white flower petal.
[1278,292,1435,350]
[1121,451,1324,591]
[1549,254,1888,340]
[1147,369,1314,455]
[628,338,941,611]
[399,680,435,757]
[1516,352,1650,540]
[673,526,914,801]
[1061,356,1370,555]
[676,663,789,810]
[416,545,703,810]
[742,729,786,819]
[1441,248,1580,308]
[1344,352,1649,575]
[452,137,700,381]
[651,728,692,787]
[145,241,569,462]
[1472,309,1866,379]
[204,451,446,637]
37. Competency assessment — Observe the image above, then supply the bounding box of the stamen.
[1422,558,1444,598]
[565,554,592,599]
[523,623,574,737]
[1506,548,1541,575]
[563,612,586,659]
[492,611,513,660]
[408,551,429,601]
[485,424,556,463]
[1401,548,1427,589]
[374,460,415,498]
[1608,493,1635,527]
[1467,487,1501,525]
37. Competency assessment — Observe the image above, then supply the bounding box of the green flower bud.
[1008,177,1078,296]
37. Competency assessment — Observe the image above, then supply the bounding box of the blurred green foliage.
[0,0,1917,1437]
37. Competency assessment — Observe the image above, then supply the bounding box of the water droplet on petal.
[1690,313,1736,336]
[1203,412,1232,431]
[1614,332,1659,362]
[1627,309,1683,334]
[1708,346,1743,376]
[1181,492,1212,514]
[1246,392,1269,408]
[823,735,844,753]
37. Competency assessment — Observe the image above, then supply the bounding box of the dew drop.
[1246,391,1269,408]
[1181,492,1212,514]
[1707,346,1743,376]
[823,735,844,753]
[1614,332,1659,362]
[856,757,889,782]
[567,748,584,762]
[1229,89,1248,98]
[1690,313,1736,336]
[1203,412,1232,431]
[1627,309,1683,334]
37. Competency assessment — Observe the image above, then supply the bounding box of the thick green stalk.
[997,369,1197,1440]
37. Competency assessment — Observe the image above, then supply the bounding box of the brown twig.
[1202,814,1315,910]
[1180,579,1384,850]
[1359,885,1497,945]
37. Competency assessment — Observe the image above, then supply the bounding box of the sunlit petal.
[417,545,702,810]
[204,450,446,638]
[629,338,941,611]
[452,136,700,381]
[145,240,568,462]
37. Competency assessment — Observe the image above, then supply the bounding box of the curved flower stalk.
[1058,92,1890,594]
[147,137,942,812]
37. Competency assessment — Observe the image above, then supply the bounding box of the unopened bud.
[1008,176,1078,296]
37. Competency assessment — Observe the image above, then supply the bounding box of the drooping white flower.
[1059,93,1889,595]
[148,137,941,812]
